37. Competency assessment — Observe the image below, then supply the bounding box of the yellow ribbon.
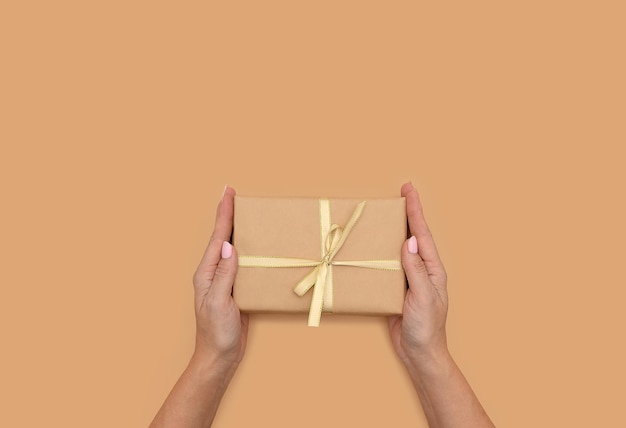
[238,199,402,327]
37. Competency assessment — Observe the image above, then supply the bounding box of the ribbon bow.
[238,199,402,326]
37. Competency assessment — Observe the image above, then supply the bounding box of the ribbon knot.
[238,199,402,326]
[291,202,367,326]
[322,224,342,264]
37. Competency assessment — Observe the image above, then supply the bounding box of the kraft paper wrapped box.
[232,195,408,326]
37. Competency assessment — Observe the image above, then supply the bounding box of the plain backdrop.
[1,1,625,427]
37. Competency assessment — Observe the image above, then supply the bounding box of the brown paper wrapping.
[232,195,407,318]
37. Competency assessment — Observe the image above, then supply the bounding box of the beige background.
[1,1,624,427]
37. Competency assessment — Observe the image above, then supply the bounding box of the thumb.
[402,235,430,290]
[212,241,239,298]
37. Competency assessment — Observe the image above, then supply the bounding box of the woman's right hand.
[388,182,450,370]
[389,182,495,428]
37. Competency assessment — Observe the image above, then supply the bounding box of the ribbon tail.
[293,266,320,297]
[307,263,328,327]
[323,264,333,312]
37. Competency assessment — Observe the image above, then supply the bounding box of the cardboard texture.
[232,195,408,318]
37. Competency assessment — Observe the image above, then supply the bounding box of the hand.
[388,182,449,369]
[388,182,495,428]
[150,186,248,428]
[192,186,248,369]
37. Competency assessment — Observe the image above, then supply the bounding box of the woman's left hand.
[192,186,248,369]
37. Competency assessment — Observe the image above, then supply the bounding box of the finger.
[401,182,446,280]
[211,241,239,298]
[212,186,236,243]
[401,236,431,291]
[198,186,236,269]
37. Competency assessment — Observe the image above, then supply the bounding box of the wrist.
[194,333,243,371]
[403,343,454,379]
[189,349,239,388]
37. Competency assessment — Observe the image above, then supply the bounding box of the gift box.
[232,195,407,326]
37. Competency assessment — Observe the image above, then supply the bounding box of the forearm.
[404,348,494,428]
[150,351,238,428]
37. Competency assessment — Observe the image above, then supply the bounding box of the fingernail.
[408,236,418,254]
[222,184,228,199]
[222,241,233,259]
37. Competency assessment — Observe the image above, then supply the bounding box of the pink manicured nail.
[408,236,418,254]
[222,241,233,259]
[222,184,228,199]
